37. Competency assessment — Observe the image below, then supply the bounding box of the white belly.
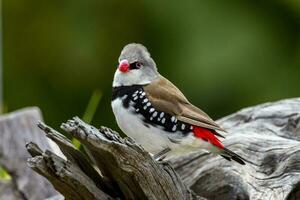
[111,98,171,154]
[111,98,211,158]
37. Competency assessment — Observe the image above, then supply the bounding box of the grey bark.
[172,98,300,200]
[26,118,202,200]
[0,107,61,200]
[2,98,300,200]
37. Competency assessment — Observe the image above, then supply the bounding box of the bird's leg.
[153,147,171,161]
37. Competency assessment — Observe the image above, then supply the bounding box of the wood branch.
[171,98,300,200]
[36,122,117,196]
[8,98,300,199]
[0,107,60,200]
[27,117,203,199]
[26,142,113,200]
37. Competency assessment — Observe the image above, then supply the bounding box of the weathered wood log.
[26,122,116,200]
[0,107,62,200]
[27,118,203,199]
[26,144,113,200]
[171,98,300,200]
[7,98,300,199]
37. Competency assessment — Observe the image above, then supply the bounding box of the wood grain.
[3,98,300,199]
[172,98,300,200]
[0,107,60,200]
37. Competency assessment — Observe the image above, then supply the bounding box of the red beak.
[119,59,130,73]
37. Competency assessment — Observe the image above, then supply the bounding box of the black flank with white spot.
[112,86,193,134]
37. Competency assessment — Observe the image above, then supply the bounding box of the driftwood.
[26,118,202,200]
[0,107,62,200]
[172,98,300,200]
[2,98,300,199]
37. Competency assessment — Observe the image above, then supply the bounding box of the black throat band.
[112,85,145,100]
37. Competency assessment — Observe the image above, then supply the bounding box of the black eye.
[130,62,142,70]
[136,62,141,68]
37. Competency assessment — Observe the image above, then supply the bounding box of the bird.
[111,43,246,165]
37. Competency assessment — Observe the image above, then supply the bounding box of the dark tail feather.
[221,148,246,165]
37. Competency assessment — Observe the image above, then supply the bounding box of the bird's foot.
[157,160,172,167]
[153,147,171,161]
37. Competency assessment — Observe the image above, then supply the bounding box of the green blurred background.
[3,0,300,131]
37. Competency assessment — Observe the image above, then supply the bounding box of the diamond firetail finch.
[111,43,245,164]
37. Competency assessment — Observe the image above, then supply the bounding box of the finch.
[111,43,245,165]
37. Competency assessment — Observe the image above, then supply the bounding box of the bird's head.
[113,43,159,87]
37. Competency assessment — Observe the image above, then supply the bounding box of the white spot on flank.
[133,96,138,101]
[161,118,166,124]
[152,111,158,117]
[143,98,148,103]
[190,126,193,130]
[149,108,155,113]
[150,117,153,121]
[143,106,147,110]
[160,112,164,118]
[147,102,151,107]
[136,108,140,112]
[171,116,176,122]
[139,90,143,94]
[141,92,146,96]
[172,125,177,131]
[132,93,137,97]
[181,124,185,130]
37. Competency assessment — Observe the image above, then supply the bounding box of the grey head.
[113,43,159,87]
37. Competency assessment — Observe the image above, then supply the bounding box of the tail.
[193,126,246,165]
[220,148,246,165]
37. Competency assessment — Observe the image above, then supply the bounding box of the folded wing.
[143,76,226,135]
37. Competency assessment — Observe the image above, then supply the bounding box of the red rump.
[193,127,224,149]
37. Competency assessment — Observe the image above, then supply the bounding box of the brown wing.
[144,76,226,133]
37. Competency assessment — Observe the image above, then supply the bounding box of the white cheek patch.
[113,70,152,87]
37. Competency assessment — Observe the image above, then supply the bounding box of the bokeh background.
[3,0,300,132]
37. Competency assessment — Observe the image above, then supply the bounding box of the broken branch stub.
[25,98,300,200]
[27,117,202,200]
